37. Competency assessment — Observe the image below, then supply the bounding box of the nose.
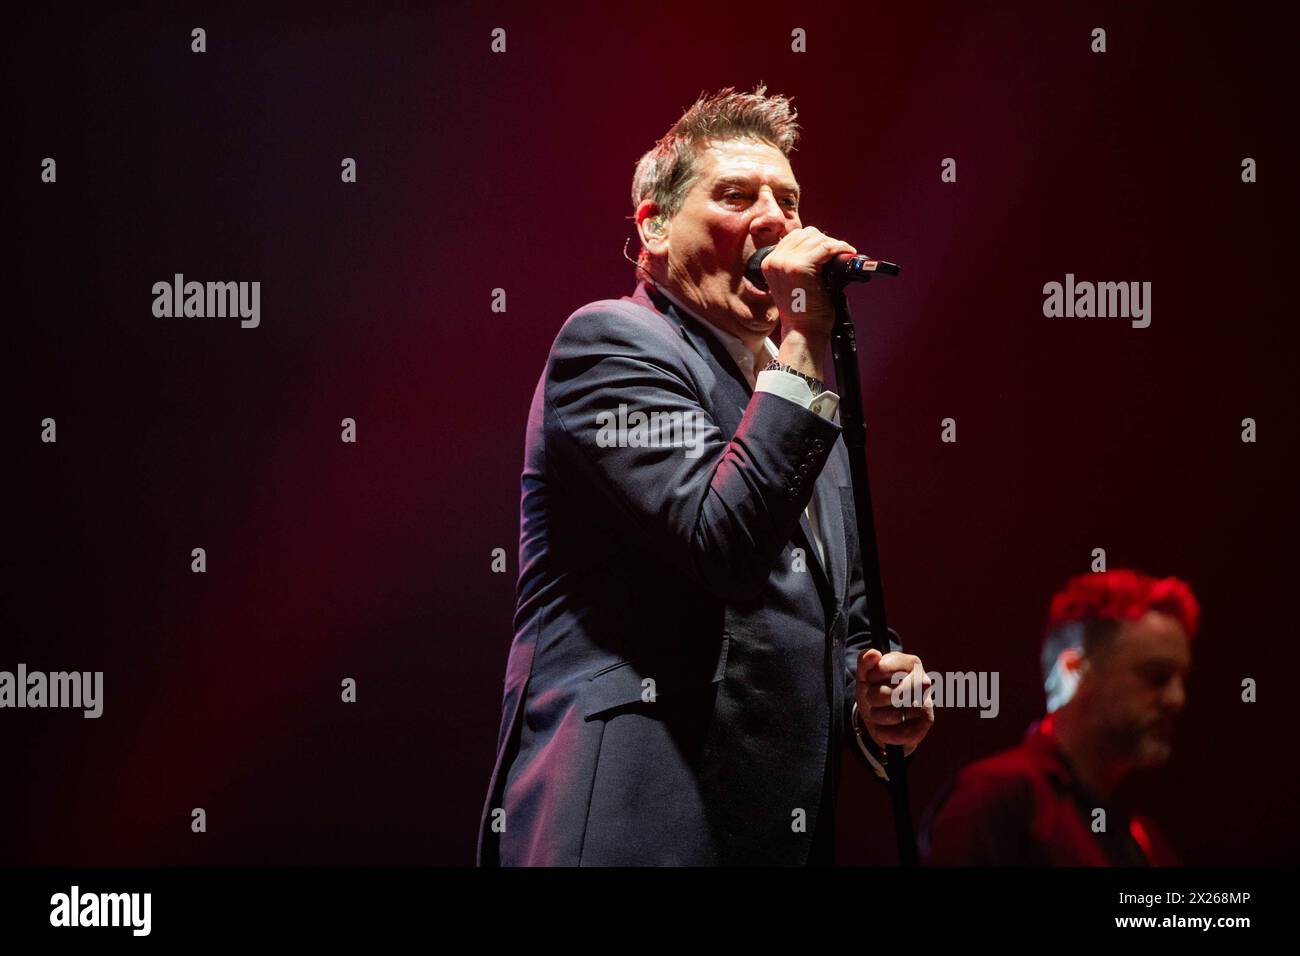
[1163,675,1187,713]
[749,188,790,247]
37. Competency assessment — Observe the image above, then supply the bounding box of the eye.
[1142,665,1172,687]
[782,197,798,209]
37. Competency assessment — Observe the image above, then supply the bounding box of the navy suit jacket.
[477,280,898,866]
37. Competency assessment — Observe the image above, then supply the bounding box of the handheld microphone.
[744,246,901,291]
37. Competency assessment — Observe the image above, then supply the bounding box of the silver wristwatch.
[763,359,825,396]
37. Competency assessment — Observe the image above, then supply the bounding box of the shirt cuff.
[851,702,891,783]
[755,369,840,421]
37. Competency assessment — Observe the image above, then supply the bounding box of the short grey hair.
[630,84,800,279]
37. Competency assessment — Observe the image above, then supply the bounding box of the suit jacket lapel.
[638,281,750,437]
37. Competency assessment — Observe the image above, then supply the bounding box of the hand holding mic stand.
[746,247,917,867]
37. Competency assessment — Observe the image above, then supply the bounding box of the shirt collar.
[650,282,777,389]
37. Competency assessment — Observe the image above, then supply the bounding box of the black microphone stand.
[828,276,919,867]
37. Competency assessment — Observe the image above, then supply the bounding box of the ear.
[1044,646,1086,712]
[635,200,670,254]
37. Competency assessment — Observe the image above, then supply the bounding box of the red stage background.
[7,1,1296,865]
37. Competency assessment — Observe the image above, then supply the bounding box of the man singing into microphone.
[477,85,933,866]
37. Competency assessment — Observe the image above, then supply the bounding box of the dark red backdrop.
[7,1,1296,865]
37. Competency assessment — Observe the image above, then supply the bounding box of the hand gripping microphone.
[744,246,900,290]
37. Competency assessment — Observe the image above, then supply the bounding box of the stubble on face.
[1093,615,1191,769]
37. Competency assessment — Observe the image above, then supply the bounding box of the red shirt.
[920,716,1179,866]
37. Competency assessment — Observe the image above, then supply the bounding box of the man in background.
[921,570,1197,866]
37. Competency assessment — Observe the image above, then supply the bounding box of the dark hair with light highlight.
[630,84,800,279]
